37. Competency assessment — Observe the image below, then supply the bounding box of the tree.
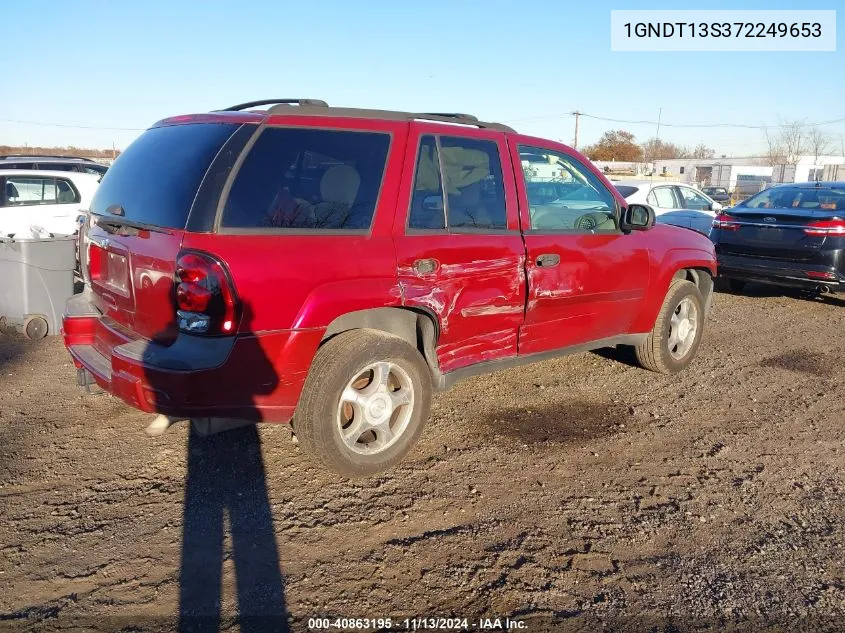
[764,120,806,167]
[639,139,714,162]
[690,143,715,159]
[807,127,831,166]
[582,130,642,162]
[641,138,686,162]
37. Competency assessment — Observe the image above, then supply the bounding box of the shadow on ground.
[480,399,629,445]
[717,281,845,307]
[179,424,290,633]
[759,349,837,378]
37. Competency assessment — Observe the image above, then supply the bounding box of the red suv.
[63,99,717,476]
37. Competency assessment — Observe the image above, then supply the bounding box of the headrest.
[320,165,360,206]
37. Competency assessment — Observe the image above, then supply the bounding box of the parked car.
[701,186,731,204]
[63,99,717,476]
[0,155,109,177]
[614,180,722,235]
[710,182,845,294]
[1,170,100,237]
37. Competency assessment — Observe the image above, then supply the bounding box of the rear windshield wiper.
[92,214,172,235]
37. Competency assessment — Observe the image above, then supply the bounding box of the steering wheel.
[574,211,612,231]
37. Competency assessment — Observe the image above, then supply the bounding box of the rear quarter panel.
[180,117,411,405]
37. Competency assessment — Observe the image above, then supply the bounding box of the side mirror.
[620,203,655,232]
[710,201,723,212]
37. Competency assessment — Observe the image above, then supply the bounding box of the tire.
[294,329,432,477]
[635,279,705,374]
[24,316,48,340]
[727,279,746,293]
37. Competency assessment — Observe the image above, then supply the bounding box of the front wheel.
[635,279,705,374]
[294,329,432,477]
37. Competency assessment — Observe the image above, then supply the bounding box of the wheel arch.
[321,307,442,383]
[632,249,716,332]
[673,267,715,315]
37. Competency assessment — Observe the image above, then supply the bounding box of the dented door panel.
[397,236,526,373]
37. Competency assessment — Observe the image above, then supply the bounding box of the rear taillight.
[803,219,845,237]
[175,251,239,335]
[712,213,740,231]
[88,242,103,280]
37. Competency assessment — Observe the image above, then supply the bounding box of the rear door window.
[221,127,391,230]
[56,179,80,203]
[408,135,445,229]
[90,123,240,228]
[677,186,712,210]
[647,186,679,209]
[441,136,507,230]
[408,135,507,231]
[3,176,58,205]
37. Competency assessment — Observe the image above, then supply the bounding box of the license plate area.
[99,250,130,296]
[755,226,783,241]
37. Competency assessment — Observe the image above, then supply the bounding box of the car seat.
[448,181,494,228]
[4,182,19,202]
[312,165,361,228]
[57,181,76,203]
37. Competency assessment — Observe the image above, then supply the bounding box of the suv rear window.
[743,186,845,210]
[90,123,239,228]
[221,127,391,230]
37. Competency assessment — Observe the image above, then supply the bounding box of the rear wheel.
[635,279,704,374]
[294,329,431,477]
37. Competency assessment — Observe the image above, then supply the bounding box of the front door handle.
[535,253,560,267]
[413,258,439,275]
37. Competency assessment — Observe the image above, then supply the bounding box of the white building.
[651,155,845,191]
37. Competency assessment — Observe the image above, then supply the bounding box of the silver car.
[614,180,723,235]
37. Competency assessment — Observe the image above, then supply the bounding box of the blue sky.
[1,0,842,156]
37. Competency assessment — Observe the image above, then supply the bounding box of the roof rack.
[422,113,479,123]
[0,154,94,160]
[412,112,513,132]
[223,98,329,112]
[215,101,515,133]
[0,154,101,162]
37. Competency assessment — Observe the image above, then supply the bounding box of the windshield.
[90,123,239,229]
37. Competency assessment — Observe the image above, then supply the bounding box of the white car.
[613,180,723,235]
[0,170,100,238]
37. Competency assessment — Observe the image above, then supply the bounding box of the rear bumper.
[62,292,316,422]
[717,254,844,292]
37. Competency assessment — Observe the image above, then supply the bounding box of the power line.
[3,111,844,132]
[504,111,845,129]
[0,118,145,131]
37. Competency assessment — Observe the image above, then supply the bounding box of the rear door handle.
[413,258,439,275]
[535,253,560,267]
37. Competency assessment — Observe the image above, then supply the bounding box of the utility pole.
[655,107,663,140]
[571,111,582,150]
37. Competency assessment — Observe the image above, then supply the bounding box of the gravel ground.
[0,286,843,633]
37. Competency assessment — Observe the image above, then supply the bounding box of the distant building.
[650,155,845,192]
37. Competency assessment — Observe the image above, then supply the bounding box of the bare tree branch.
[807,127,831,165]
